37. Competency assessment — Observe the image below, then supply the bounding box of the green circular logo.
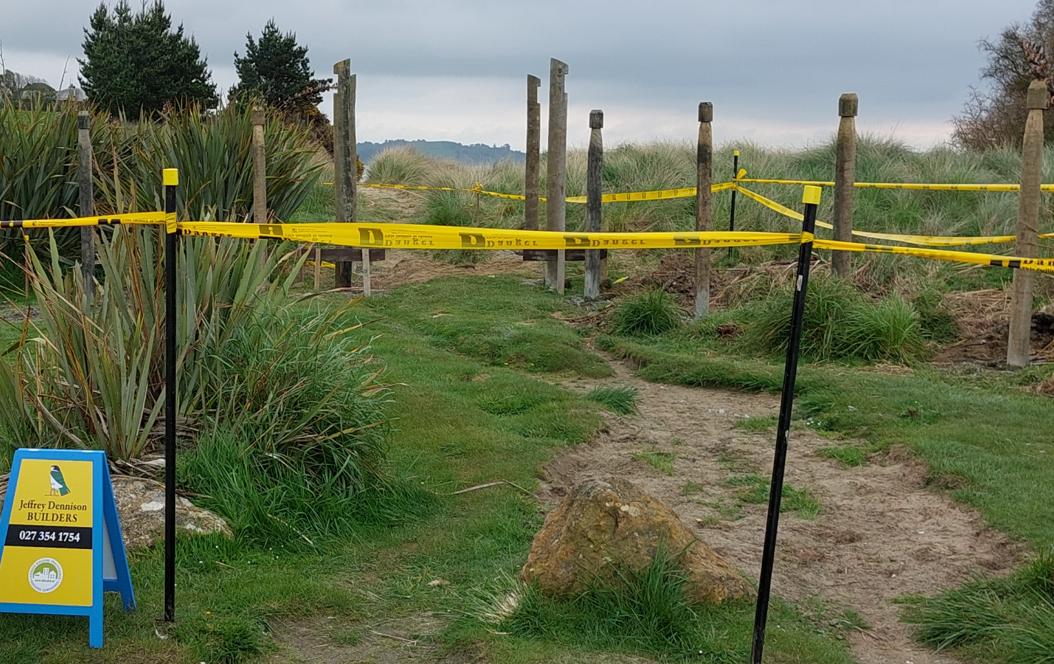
[28,558,63,593]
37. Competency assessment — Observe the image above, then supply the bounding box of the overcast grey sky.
[0,1,1038,149]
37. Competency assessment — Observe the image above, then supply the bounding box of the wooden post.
[694,102,713,319]
[77,111,95,297]
[831,93,858,277]
[1007,81,1048,367]
[251,107,267,224]
[584,109,604,300]
[545,58,569,293]
[333,59,360,290]
[525,75,541,231]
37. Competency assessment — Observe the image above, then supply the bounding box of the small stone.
[428,578,450,588]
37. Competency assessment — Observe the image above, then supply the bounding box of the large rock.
[111,476,232,551]
[0,473,232,552]
[522,477,751,604]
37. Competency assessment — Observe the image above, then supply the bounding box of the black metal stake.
[750,185,821,663]
[728,149,740,261]
[163,169,179,623]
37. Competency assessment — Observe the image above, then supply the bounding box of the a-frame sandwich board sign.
[0,449,135,648]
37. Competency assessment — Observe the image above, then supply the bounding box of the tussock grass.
[903,552,1054,663]
[586,385,639,414]
[493,551,852,663]
[737,275,925,363]
[367,145,443,185]
[612,289,683,336]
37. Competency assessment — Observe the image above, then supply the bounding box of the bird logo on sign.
[48,465,70,496]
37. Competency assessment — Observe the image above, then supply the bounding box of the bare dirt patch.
[929,289,1054,366]
[547,359,1022,664]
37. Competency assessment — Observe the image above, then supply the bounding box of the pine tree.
[230,20,332,149]
[229,21,330,115]
[78,0,218,117]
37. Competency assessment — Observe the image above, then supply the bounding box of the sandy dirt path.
[546,359,1021,664]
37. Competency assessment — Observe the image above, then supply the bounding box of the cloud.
[0,0,1036,148]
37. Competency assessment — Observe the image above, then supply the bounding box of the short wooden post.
[584,110,604,300]
[77,111,95,296]
[313,247,321,290]
[1007,81,1048,367]
[524,75,541,231]
[694,102,713,319]
[545,58,569,293]
[333,59,360,291]
[251,107,267,224]
[831,93,858,277]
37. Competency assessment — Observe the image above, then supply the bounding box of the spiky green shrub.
[0,228,304,459]
[94,104,323,221]
[0,101,103,261]
[612,290,683,336]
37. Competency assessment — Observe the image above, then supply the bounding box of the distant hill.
[358,139,525,165]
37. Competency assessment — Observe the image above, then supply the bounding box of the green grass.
[611,289,683,337]
[597,331,1054,545]
[818,445,869,467]
[734,415,777,433]
[0,275,859,663]
[490,552,855,663]
[735,275,925,363]
[598,306,1054,660]
[634,450,677,475]
[725,474,822,519]
[902,553,1054,664]
[585,385,639,414]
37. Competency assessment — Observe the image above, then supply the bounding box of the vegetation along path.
[551,357,1019,664]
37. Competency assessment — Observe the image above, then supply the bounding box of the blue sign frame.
[0,449,134,648]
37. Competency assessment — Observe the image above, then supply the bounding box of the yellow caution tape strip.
[734,185,1054,247]
[178,221,801,250]
[0,211,168,229]
[813,238,1054,273]
[737,177,1054,193]
[177,221,1054,273]
[356,181,735,204]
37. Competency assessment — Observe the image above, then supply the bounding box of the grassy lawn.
[0,276,855,663]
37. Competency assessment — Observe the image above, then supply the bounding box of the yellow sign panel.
[0,459,94,606]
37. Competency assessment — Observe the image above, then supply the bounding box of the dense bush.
[0,229,304,460]
[178,304,411,545]
[0,98,324,230]
[95,104,324,221]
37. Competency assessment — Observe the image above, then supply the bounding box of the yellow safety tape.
[176,220,1054,273]
[737,177,1054,193]
[566,182,735,204]
[813,239,1054,273]
[356,181,736,204]
[178,221,803,251]
[0,211,167,230]
[734,185,1054,247]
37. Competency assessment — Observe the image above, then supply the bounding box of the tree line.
[0,1,330,143]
